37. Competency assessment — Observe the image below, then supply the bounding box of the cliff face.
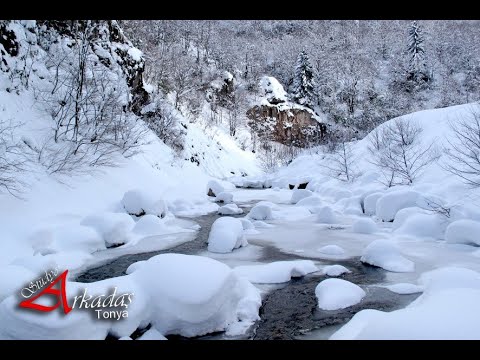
[0,20,149,113]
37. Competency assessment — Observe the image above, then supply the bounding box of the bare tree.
[368,118,438,186]
[322,135,359,182]
[258,141,301,173]
[442,106,480,187]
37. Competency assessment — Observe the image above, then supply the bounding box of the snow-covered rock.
[360,240,414,273]
[376,190,420,222]
[137,328,167,340]
[343,196,364,216]
[363,192,383,216]
[384,283,424,295]
[445,219,480,246]
[418,267,480,293]
[218,203,243,215]
[234,260,318,284]
[290,189,313,204]
[145,199,168,219]
[392,207,427,230]
[316,206,337,224]
[206,180,230,197]
[318,245,345,255]
[240,218,254,230]
[352,218,378,234]
[259,76,288,104]
[248,204,273,221]
[315,279,365,310]
[295,195,322,211]
[322,265,351,277]
[215,192,233,204]
[207,217,247,253]
[81,212,135,246]
[132,215,168,237]
[121,190,149,216]
[395,213,446,239]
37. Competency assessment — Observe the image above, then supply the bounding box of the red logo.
[19,270,72,314]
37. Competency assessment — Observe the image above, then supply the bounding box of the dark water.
[76,200,419,340]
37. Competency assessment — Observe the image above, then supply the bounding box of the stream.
[75,198,420,340]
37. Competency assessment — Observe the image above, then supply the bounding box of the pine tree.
[291,50,317,109]
[407,21,429,84]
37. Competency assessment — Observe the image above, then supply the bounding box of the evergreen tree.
[407,21,429,84]
[291,50,317,109]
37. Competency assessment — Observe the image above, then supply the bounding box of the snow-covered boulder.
[352,218,378,234]
[395,213,446,239]
[445,220,480,246]
[392,207,427,230]
[145,199,168,219]
[363,192,383,216]
[290,189,313,204]
[259,76,287,104]
[234,260,318,284]
[361,240,414,273]
[215,192,233,204]
[240,218,254,230]
[318,245,345,255]
[207,217,247,253]
[316,206,337,224]
[81,213,135,246]
[376,190,422,222]
[130,254,260,337]
[248,204,273,221]
[322,265,351,277]
[295,195,322,211]
[343,196,363,216]
[132,215,168,237]
[218,203,244,215]
[315,279,366,310]
[122,190,149,216]
[206,180,225,197]
[385,283,424,295]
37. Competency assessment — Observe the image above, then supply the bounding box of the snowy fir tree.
[407,21,429,84]
[291,50,317,109]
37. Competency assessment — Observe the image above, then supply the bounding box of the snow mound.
[385,283,424,294]
[445,220,480,246]
[352,218,377,234]
[215,192,233,204]
[295,196,322,210]
[137,328,167,340]
[315,279,365,310]
[259,76,288,104]
[363,192,383,216]
[234,260,318,284]
[290,189,313,204]
[240,218,254,230]
[376,190,420,222]
[392,207,427,230]
[29,225,105,254]
[361,240,414,273]
[131,254,260,337]
[206,179,234,197]
[0,265,36,302]
[121,190,167,218]
[316,206,337,224]
[81,212,135,246]
[132,215,169,237]
[318,245,345,255]
[218,203,244,215]
[248,204,273,221]
[332,268,480,339]
[395,213,446,239]
[322,265,351,277]
[207,217,247,253]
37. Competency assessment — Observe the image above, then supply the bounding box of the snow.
[137,328,167,340]
[259,76,288,104]
[127,47,143,62]
[132,215,169,237]
[215,192,233,204]
[384,283,424,294]
[207,180,228,197]
[351,218,378,234]
[394,213,446,239]
[240,218,254,230]
[80,212,135,246]
[363,192,383,216]
[121,190,149,216]
[207,217,247,253]
[234,260,318,284]
[0,265,36,302]
[318,245,345,255]
[376,190,421,222]
[316,206,337,224]
[295,195,323,211]
[361,240,415,273]
[331,267,480,339]
[445,220,480,246]
[247,204,273,221]
[218,204,244,215]
[322,265,351,277]
[290,189,313,204]
[315,279,366,310]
